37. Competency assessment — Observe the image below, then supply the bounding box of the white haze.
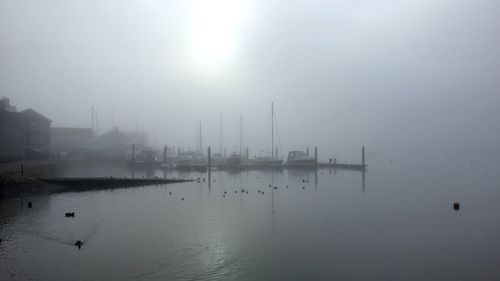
[1,0,499,162]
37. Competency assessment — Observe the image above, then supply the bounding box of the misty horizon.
[1,0,499,159]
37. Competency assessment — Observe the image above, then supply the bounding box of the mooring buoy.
[453,202,460,210]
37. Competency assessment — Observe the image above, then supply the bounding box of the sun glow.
[185,0,254,73]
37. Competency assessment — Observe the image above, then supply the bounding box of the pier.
[159,145,367,172]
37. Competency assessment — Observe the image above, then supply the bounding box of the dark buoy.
[235,190,238,194]
[302,186,305,190]
[453,202,460,210]
[169,192,172,195]
[65,212,75,217]
[274,186,277,190]
[28,202,32,208]
[75,240,83,249]
[302,179,305,183]
[262,191,264,194]
[286,185,288,188]
[181,197,185,201]
[268,184,272,187]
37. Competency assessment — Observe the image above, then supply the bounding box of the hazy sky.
[1,0,499,161]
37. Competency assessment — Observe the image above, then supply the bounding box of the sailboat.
[253,102,283,167]
[220,115,246,170]
[175,121,207,170]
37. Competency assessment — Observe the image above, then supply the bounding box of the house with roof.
[0,98,52,160]
[20,108,52,158]
[0,98,24,161]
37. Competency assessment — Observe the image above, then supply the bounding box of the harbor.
[130,145,367,172]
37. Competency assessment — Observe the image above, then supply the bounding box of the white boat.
[223,153,243,169]
[286,150,316,167]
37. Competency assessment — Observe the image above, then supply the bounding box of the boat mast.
[219,113,223,154]
[239,114,242,156]
[199,120,203,154]
[91,106,94,136]
[271,102,274,159]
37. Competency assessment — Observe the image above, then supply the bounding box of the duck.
[75,240,83,249]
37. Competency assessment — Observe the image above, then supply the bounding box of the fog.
[1,0,499,161]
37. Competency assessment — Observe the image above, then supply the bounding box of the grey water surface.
[1,157,499,281]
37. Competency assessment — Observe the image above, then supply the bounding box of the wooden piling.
[362,146,365,167]
[314,146,318,166]
[132,144,135,164]
[208,146,211,169]
[163,146,167,164]
[208,146,211,181]
[21,164,24,176]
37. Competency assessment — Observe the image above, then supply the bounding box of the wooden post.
[275,148,278,159]
[208,146,211,174]
[21,164,24,176]
[306,147,309,156]
[362,146,365,167]
[163,146,167,164]
[246,147,249,160]
[314,146,318,166]
[132,144,135,164]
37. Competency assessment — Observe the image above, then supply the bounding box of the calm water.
[1,157,500,280]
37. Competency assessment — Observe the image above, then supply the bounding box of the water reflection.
[16,161,497,281]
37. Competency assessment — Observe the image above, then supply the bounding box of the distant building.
[92,128,150,158]
[20,108,52,158]
[0,97,17,112]
[124,131,148,146]
[93,127,131,156]
[0,98,24,161]
[51,127,94,155]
